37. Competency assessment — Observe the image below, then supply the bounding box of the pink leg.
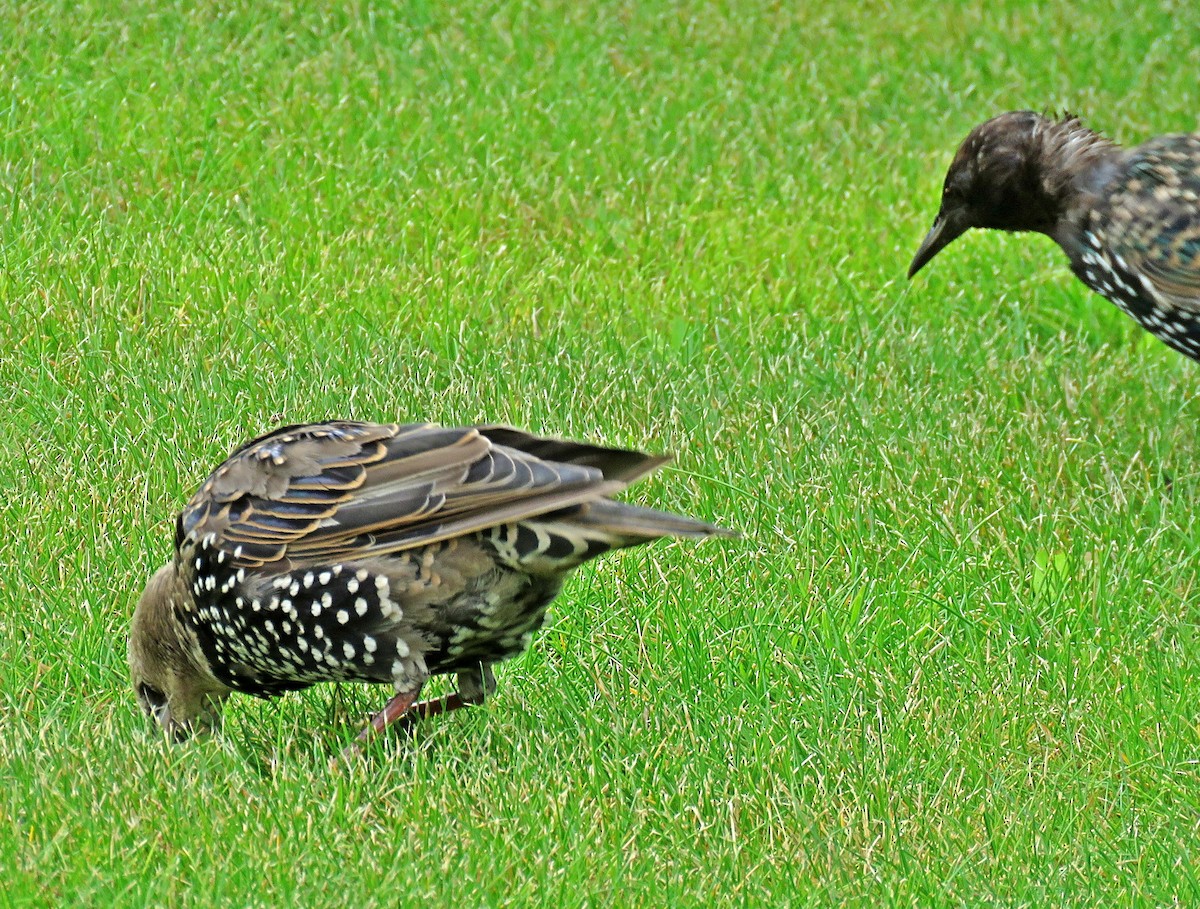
[337,688,421,763]
[406,692,470,721]
[365,689,422,737]
[400,665,493,725]
[336,685,486,766]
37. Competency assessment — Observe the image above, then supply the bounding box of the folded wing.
[177,422,666,567]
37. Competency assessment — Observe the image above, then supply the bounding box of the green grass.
[2,0,1200,904]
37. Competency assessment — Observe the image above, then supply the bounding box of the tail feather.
[475,426,669,484]
[570,499,737,542]
[495,499,736,575]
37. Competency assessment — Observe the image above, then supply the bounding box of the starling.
[128,421,733,755]
[909,111,1200,359]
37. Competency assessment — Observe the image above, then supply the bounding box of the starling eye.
[137,683,168,722]
[942,172,971,203]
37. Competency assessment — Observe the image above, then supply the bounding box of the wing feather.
[1106,135,1200,308]
[178,421,662,568]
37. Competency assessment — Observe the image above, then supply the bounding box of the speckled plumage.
[129,421,732,752]
[909,111,1200,360]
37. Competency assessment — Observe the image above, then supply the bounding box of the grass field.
[3,1,1200,905]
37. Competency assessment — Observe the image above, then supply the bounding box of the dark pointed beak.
[907,209,968,279]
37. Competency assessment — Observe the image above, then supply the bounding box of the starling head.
[908,111,1111,278]
[129,565,231,740]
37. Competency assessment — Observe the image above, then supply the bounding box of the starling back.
[128,421,733,755]
[908,111,1200,360]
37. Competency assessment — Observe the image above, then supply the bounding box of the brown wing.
[176,421,656,568]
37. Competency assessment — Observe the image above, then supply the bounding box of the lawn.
[2,0,1200,905]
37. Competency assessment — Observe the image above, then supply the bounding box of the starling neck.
[1034,117,1121,249]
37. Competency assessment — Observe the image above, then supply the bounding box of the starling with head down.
[909,111,1200,359]
[129,421,733,756]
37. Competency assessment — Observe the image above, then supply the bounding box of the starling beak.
[908,111,1200,360]
[908,209,969,279]
[128,421,734,755]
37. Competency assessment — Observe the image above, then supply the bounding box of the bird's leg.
[337,686,422,763]
[338,666,498,762]
[403,664,497,723]
[407,691,469,720]
[366,687,423,737]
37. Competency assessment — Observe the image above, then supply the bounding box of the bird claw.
[331,740,366,773]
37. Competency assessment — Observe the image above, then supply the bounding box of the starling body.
[128,421,732,749]
[909,111,1200,360]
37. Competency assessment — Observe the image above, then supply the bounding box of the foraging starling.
[128,421,732,754]
[909,111,1200,359]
